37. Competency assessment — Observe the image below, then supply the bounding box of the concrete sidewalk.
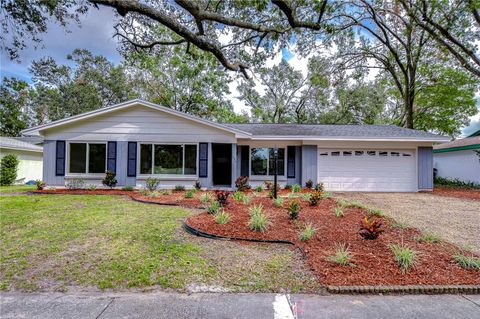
[1,292,479,319]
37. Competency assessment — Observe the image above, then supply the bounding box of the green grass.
[389,243,417,272]
[326,243,353,266]
[334,207,344,217]
[298,223,315,241]
[0,195,216,291]
[0,185,35,193]
[453,254,480,270]
[338,199,367,209]
[214,210,231,225]
[415,232,442,243]
[368,208,384,216]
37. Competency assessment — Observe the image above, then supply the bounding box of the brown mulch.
[31,188,480,286]
[429,187,480,201]
[186,194,480,286]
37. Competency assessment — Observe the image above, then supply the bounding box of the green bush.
[287,200,300,219]
[88,184,97,191]
[415,232,441,243]
[255,185,263,192]
[139,188,150,196]
[389,244,417,272]
[200,193,213,204]
[291,184,301,193]
[326,243,353,266]
[249,204,264,216]
[145,177,160,191]
[174,185,185,191]
[207,201,220,214]
[309,191,322,206]
[122,185,134,191]
[184,189,195,198]
[66,178,85,190]
[299,223,315,241]
[214,210,231,225]
[242,194,252,205]
[0,154,19,186]
[434,176,480,189]
[232,191,244,201]
[102,170,117,189]
[453,254,480,270]
[314,182,324,192]
[368,208,384,216]
[273,197,284,207]
[248,210,270,232]
[35,180,46,190]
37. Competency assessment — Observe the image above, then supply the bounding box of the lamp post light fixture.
[273,147,278,199]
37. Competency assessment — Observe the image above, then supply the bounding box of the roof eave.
[246,136,451,142]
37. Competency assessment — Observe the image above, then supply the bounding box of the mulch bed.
[31,188,480,286]
[429,186,480,201]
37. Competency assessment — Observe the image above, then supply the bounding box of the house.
[0,136,43,183]
[21,99,449,192]
[433,131,480,184]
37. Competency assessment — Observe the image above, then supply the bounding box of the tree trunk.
[404,89,414,129]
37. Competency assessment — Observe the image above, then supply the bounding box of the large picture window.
[68,142,106,174]
[251,148,285,176]
[139,144,197,175]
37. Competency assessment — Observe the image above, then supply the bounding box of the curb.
[183,222,295,245]
[326,285,480,295]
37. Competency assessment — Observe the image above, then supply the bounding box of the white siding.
[434,150,480,183]
[43,105,236,143]
[0,149,43,182]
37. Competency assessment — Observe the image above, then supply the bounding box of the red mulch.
[186,194,480,286]
[32,188,480,286]
[429,187,480,201]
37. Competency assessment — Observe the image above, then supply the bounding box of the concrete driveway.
[335,192,480,254]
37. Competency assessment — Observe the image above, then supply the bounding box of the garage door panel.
[318,149,416,192]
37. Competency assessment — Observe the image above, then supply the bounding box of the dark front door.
[212,143,232,186]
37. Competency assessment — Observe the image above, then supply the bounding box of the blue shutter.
[107,141,117,173]
[287,146,296,178]
[240,145,249,177]
[55,140,66,176]
[127,142,137,177]
[199,143,208,178]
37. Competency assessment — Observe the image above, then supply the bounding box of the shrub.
[301,193,311,201]
[88,184,97,191]
[273,197,284,207]
[122,185,134,191]
[174,185,185,191]
[326,243,353,266]
[322,192,332,199]
[453,254,480,270]
[264,181,273,190]
[287,200,300,219]
[291,184,301,193]
[139,188,150,196]
[284,184,292,190]
[194,180,201,190]
[248,210,270,232]
[309,191,322,206]
[66,178,85,190]
[207,201,220,214]
[200,192,213,204]
[434,176,480,189]
[215,190,230,206]
[235,176,250,191]
[314,182,324,192]
[145,177,160,191]
[255,185,263,192]
[232,191,244,201]
[161,189,172,195]
[334,207,344,217]
[185,189,195,198]
[389,243,417,272]
[415,232,441,243]
[305,179,313,189]
[268,188,275,199]
[249,204,264,216]
[368,208,384,217]
[242,194,252,205]
[214,210,231,225]
[359,216,384,240]
[149,191,159,197]
[0,154,19,185]
[102,170,117,189]
[299,223,315,241]
[35,180,46,190]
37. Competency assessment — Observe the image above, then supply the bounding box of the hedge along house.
[22,100,449,192]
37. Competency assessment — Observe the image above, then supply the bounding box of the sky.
[1,6,479,137]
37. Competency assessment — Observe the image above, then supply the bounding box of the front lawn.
[0,185,35,193]
[0,194,319,292]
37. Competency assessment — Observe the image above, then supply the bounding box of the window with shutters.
[138,143,198,175]
[68,142,106,174]
[250,148,285,176]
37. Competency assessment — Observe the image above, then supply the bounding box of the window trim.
[137,142,199,177]
[249,147,287,177]
[66,141,108,176]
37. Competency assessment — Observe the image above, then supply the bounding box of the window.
[367,151,376,156]
[343,151,352,156]
[379,151,388,156]
[402,153,412,157]
[251,148,285,176]
[68,142,106,174]
[139,144,197,175]
[331,151,340,156]
[391,152,400,156]
[355,151,364,156]
[319,152,328,156]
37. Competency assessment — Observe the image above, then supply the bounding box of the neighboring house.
[0,136,43,183]
[433,131,480,184]
[21,100,449,192]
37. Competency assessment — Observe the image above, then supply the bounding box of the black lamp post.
[273,147,278,199]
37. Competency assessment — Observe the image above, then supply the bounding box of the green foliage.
[145,177,161,191]
[322,192,333,199]
[65,178,85,190]
[161,189,171,195]
[87,184,97,191]
[291,184,301,193]
[309,191,322,206]
[207,201,220,215]
[232,191,244,201]
[415,232,441,243]
[184,189,195,198]
[0,78,29,136]
[194,180,201,190]
[249,204,264,216]
[174,185,185,191]
[273,197,284,207]
[284,184,292,190]
[287,201,300,219]
[139,188,150,196]
[242,194,252,205]
[314,182,324,192]
[299,223,315,241]
[334,207,344,217]
[453,254,480,270]
[35,180,45,190]
[235,176,250,191]
[434,176,480,189]
[326,243,353,266]
[149,191,159,198]
[368,208,384,217]
[0,154,19,186]
[214,210,231,225]
[122,185,134,191]
[101,171,117,189]
[338,200,366,209]
[199,193,213,204]
[301,193,311,201]
[255,185,264,192]
[248,209,270,232]
[389,244,417,272]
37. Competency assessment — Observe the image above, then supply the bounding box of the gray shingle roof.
[0,136,43,152]
[224,123,447,140]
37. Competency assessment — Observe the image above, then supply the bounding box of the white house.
[21,99,449,192]
[433,131,480,184]
[0,136,43,183]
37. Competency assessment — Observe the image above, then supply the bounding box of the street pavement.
[1,292,479,319]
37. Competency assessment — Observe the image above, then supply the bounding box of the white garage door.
[317,149,417,192]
